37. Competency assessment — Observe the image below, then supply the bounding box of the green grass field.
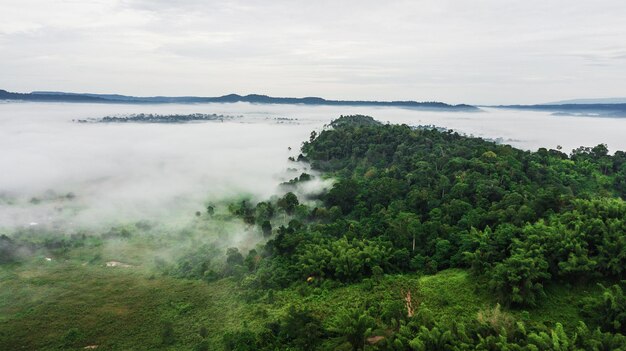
[0,257,603,350]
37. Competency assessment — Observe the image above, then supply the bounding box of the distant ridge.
[0,89,478,111]
[545,97,626,105]
[0,90,106,102]
[494,103,626,118]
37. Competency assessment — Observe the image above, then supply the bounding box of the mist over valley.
[2,101,626,234]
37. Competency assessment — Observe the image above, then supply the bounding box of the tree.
[582,283,626,333]
[387,212,421,252]
[277,192,299,215]
[489,249,551,307]
[261,220,272,237]
[226,247,244,266]
[225,247,245,277]
[327,307,376,351]
[223,329,257,351]
[277,306,323,350]
[325,179,359,214]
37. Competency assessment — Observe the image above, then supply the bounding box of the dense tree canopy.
[192,115,626,349]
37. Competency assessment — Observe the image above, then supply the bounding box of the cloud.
[0,102,310,231]
[1,0,626,104]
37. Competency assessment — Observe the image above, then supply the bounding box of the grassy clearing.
[0,260,255,350]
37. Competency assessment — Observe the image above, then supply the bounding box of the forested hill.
[277,114,626,295]
[220,115,626,349]
[0,89,477,110]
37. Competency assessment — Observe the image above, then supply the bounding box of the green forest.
[2,115,626,350]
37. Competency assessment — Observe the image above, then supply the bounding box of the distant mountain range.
[545,97,626,105]
[0,89,478,111]
[494,103,626,118]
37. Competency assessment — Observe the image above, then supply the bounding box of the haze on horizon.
[1,0,626,105]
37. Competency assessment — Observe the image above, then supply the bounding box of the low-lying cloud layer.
[0,103,315,232]
[2,102,626,234]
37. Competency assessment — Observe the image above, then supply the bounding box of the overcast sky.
[1,0,625,104]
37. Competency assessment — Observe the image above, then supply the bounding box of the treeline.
[74,113,237,124]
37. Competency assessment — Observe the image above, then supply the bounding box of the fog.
[2,101,626,234]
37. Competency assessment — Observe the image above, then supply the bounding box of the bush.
[488,250,550,307]
[582,283,626,333]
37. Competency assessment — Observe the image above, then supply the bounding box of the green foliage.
[161,320,176,345]
[261,220,272,237]
[274,306,324,350]
[169,243,221,282]
[1,260,623,350]
[223,329,258,351]
[296,236,392,282]
[268,116,625,304]
[0,235,26,263]
[277,192,300,215]
[62,328,82,347]
[328,114,381,128]
[230,115,626,309]
[489,249,551,307]
[582,283,626,334]
[199,325,208,338]
[193,340,209,351]
[206,204,215,216]
[327,307,376,351]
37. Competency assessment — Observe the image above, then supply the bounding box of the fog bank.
[1,101,626,232]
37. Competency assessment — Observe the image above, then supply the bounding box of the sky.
[0,0,625,105]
